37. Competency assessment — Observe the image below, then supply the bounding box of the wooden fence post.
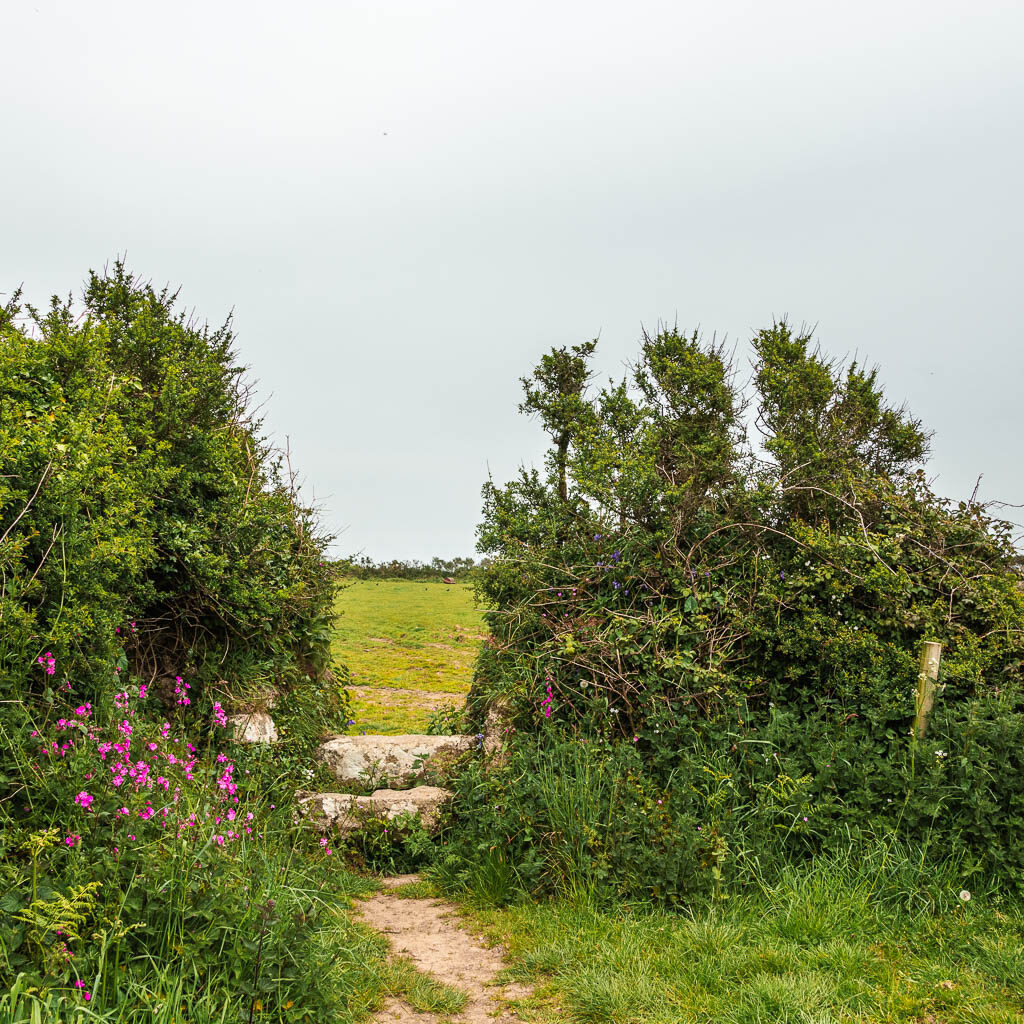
[913,640,943,740]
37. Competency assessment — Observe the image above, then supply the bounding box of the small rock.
[227,711,278,744]
[317,733,472,788]
[482,701,514,756]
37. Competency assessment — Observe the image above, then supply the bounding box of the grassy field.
[332,579,485,734]
[465,896,1024,1023]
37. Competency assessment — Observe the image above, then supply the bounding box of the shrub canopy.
[0,263,341,717]
[465,322,1024,892]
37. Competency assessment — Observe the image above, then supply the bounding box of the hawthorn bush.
[449,322,1024,900]
[0,263,346,733]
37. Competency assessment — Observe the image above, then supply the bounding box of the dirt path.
[357,876,530,1023]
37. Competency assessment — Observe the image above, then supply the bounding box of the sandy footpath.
[357,876,530,1023]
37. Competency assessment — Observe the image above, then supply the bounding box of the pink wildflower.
[173,677,191,706]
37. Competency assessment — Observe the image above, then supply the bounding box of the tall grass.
[466,845,1024,1024]
[527,743,617,902]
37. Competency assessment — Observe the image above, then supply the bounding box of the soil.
[351,686,465,712]
[357,875,530,1023]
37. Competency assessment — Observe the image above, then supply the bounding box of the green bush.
[0,265,362,1016]
[436,738,703,904]
[455,322,1024,900]
[0,263,347,730]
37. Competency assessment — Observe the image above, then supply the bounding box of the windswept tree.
[464,319,1024,892]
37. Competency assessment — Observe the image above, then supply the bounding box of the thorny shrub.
[0,262,347,725]
[452,322,1024,900]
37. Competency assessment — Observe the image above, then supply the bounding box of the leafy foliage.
[0,666,378,1019]
[0,265,364,1017]
[459,320,1024,898]
[0,263,345,727]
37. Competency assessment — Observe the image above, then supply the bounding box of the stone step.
[317,733,475,789]
[297,785,452,833]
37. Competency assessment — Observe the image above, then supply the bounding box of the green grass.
[378,955,468,1016]
[458,866,1024,1024]
[390,878,438,900]
[332,580,485,734]
[1,863,393,1024]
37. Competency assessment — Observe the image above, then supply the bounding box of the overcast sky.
[4,0,1022,559]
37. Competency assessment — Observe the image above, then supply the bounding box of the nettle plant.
[467,322,1024,892]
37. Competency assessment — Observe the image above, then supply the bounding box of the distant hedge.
[340,555,480,581]
[0,263,343,725]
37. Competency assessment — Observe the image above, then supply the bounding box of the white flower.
[934,749,947,759]
[959,889,971,902]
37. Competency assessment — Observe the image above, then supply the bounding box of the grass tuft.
[390,878,437,900]
[380,955,469,1016]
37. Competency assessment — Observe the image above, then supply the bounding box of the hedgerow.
[450,322,1024,900]
[0,265,360,1014]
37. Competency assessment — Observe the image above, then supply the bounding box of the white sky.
[3,0,1022,559]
